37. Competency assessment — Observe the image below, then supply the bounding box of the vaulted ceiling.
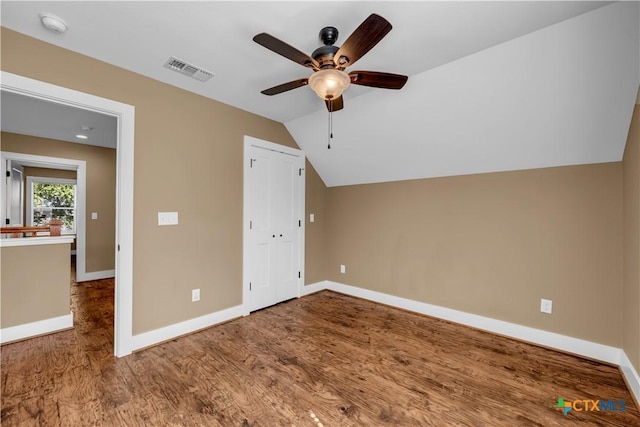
[2,1,638,187]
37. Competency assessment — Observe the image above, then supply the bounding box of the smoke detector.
[39,13,68,34]
[163,57,214,82]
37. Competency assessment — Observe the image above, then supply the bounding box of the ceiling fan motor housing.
[312,45,340,69]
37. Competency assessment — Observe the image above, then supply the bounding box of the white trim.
[299,153,306,299]
[241,137,251,316]
[244,135,305,157]
[242,135,305,315]
[131,304,245,352]
[0,235,75,247]
[620,351,640,405]
[326,281,622,364]
[1,71,135,357]
[304,280,640,403]
[300,280,328,297]
[81,269,115,281]
[0,313,73,344]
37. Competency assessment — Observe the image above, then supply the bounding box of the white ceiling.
[1,1,638,186]
[1,91,117,149]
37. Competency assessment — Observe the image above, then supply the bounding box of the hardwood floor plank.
[3,278,640,426]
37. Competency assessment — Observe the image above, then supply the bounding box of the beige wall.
[2,132,115,272]
[1,243,71,328]
[23,166,76,180]
[0,28,328,334]
[326,163,623,346]
[623,104,640,371]
[304,160,329,284]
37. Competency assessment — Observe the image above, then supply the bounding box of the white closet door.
[245,140,303,312]
[271,149,300,303]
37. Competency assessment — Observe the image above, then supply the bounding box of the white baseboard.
[325,281,621,364]
[77,269,115,282]
[131,304,245,352]
[300,280,329,297]
[620,351,640,405]
[0,312,73,344]
[303,280,640,404]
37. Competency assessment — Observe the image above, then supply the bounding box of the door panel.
[277,235,297,301]
[246,142,302,312]
[272,156,295,231]
[273,155,299,302]
[251,152,271,232]
[248,150,276,309]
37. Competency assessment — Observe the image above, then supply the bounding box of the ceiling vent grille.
[163,57,214,82]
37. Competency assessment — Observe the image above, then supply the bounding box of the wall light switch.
[310,214,315,223]
[91,212,98,220]
[158,212,179,226]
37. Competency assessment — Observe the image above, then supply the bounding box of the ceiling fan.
[253,14,408,113]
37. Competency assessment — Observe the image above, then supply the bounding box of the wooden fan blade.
[349,71,408,89]
[253,33,319,69]
[325,96,344,112]
[261,78,309,96]
[334,14,392,68]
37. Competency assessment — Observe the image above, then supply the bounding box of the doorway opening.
[0,71,135,357]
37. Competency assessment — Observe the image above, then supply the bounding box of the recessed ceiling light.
[80,125,93,131]
[39,13,68,34]
[76,134,88,139]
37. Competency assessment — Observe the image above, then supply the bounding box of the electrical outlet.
[340,264,346,274]
[310,213,315,223]
[192,288,200,302]
[540,298,552,314]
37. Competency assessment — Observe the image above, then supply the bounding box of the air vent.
[163,57,214,82]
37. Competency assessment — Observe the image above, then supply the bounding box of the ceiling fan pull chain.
[327,105,333,149]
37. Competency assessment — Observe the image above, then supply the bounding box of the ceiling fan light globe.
[308,69,350,100]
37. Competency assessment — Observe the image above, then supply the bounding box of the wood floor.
[2,279,639,427]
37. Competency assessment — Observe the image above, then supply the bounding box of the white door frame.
[1,71,135,357]
[242,135,305,315]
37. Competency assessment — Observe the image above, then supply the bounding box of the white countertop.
[0,235,75,248]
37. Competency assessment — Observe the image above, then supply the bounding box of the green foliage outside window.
[33,182,76,232]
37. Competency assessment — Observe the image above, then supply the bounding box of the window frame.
[26,176,77,235]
